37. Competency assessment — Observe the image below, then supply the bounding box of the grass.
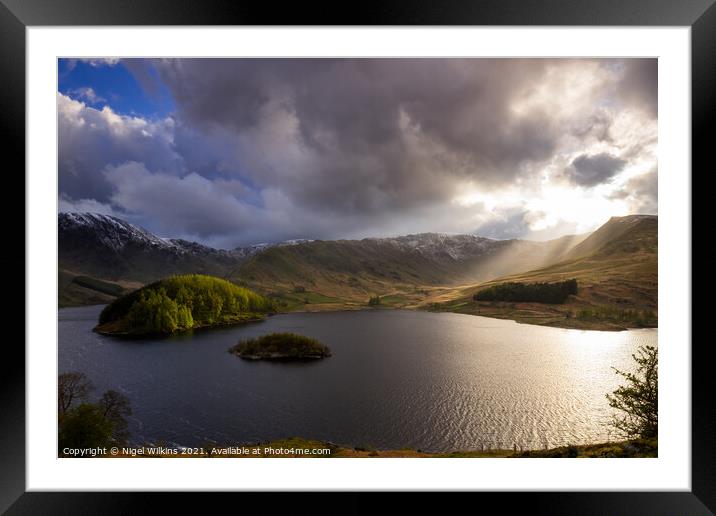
[62,215,657,333]
[72,275,127,297]
[269,291,343,310]
[259,283,432,314]
[105,437,657,458]
[422,237,657,331]
[378,294,411,307]
[235,216,657,331]
[59,269,136,308]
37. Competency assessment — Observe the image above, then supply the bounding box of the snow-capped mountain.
[364,233,500,262]
[60,212,177,252]
[59,212,240,259]
[58,213,319,282]
[59,213,237,282]
[59,212,313,259]
[58,212,579,287]
[231,239,314,259]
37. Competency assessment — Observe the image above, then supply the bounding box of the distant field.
[72,275,127,297]
[419,217,657,330]
[59,216,657,331]
[59,269,134,308]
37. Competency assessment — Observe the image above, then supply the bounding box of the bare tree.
[98,390,132,444]
[58,372,94,418]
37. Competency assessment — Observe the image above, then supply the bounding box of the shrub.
[58,373,134,453]
[606,345,658,439]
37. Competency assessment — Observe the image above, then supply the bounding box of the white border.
[27,27,691,491]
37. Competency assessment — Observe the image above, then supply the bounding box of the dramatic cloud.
[58,194,116,216]
[68,87,105,105]
[58,93,182,202]
[616,58,658,117]
[58,58,658,247]
[608,167,658,214]
[567,153,628,187]
[64,58,122,71]
[155,59,559,191]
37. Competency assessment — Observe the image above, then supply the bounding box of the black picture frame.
[3,0,711,512]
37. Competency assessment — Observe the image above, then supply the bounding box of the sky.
[58,58,657,249]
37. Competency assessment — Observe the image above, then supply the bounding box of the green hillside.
[427,215,657,330]
[95,274,275,336]
[231,239,463,310]
[60,213,658,331]
[565,215,656,260]
[59,213,590,311]
[230,234,589,310]
[235,239,456,289]
[59,269,135,308]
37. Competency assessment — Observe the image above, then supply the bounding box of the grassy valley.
[231,238,470,308]
[60,213,657,331]
[423,216,657,330]
[227,233,589,311]
[59,269,140,308]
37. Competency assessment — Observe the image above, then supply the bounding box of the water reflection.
[59,305,656,452]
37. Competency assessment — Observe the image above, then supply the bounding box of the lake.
[58,305,657,452]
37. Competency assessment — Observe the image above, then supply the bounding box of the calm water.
[59,306,656,452]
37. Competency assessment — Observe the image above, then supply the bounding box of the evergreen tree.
[100,274,276,335]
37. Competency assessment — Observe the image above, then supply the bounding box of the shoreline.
[278,304,657,332]
[93,314,268,338]
[70,437,657,459]
[65,302,658,334]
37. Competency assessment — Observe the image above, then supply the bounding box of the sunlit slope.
[564,214,657,261]
[230,233,588,308]
[426,215,657,330]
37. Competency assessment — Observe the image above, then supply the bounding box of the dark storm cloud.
[616,58,658,117]
[475,209,531,240]
[567,152,627,187]
[569,109,613,142]
[58,58,658,246]
[153,59,559,212]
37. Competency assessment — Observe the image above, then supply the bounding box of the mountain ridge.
[58,212,654,321]
[425,214,657,330]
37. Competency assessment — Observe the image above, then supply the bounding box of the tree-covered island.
[94,274,275,336]
[229,332,332,361]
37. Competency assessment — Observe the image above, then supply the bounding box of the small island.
[229,333,332,361]
[94,274,275,337]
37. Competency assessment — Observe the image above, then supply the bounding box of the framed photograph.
[5,0,711,511]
